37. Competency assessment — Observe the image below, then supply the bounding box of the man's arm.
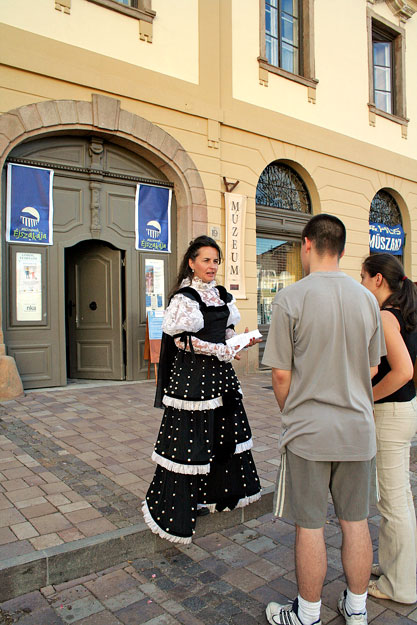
[271,368,292,412]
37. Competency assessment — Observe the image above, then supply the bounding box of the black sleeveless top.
[373,307,417,403]
[154,285,233,408]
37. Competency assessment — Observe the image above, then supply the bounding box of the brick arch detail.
[0,94,207,240]
[0,94,208,398]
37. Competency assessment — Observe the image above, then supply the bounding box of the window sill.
[86,0,155,22]
[258,58,319,90]
[368,103,408,126]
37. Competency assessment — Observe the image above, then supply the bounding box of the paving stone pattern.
[0,416,145,528]
[1,373,417,623]
[0,375,280,555]
[1,512,417,624]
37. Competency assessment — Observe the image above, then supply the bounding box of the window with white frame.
[265,0,300,74]
[368,11,407,125]
[259,0,317,90]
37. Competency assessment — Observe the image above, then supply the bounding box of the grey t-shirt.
[262,271,386,461]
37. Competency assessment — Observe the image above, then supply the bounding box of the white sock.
[297,594,321,625]
[345,588,367,615]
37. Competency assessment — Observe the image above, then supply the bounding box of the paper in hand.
[226,329,262,352]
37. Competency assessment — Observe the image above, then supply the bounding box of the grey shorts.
[274,448,377,529]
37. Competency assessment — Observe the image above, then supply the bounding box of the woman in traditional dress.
[143,236,261,544]
[361,253,417,603]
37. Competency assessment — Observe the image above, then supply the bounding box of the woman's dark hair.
[169,236,222,299]
[363,253,417,332]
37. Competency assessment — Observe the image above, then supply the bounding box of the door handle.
[89,301,97,311]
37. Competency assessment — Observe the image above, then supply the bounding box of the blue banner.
[6,164,54,245]
[369,222,404,255]
[135,183,172,253]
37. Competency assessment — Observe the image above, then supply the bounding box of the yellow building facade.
[1,0,417,394]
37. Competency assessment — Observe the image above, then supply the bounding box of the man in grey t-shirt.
[262,215,385,625]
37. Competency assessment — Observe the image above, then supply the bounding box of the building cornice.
[386,0,417,20]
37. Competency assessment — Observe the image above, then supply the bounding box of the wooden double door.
[3,136,176,388]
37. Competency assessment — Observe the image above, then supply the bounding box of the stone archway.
[0,94,208,398]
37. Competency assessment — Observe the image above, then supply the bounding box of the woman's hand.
[234,328,263,359]
[244,327,263,348]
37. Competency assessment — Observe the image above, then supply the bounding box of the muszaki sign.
[369,222,404,256]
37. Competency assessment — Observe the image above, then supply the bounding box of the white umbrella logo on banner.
[146,220,162,239]
[20,207,41,228]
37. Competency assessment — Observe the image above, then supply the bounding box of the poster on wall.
[225,192,247,299]
[147,310,164,340]
[135,183,172,253]
[6,163,54,245]
[369,222,404,255]
[144,309,164,373]
[16,252,42,322]
[145,258,165,313]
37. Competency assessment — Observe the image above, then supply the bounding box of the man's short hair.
[302,214,346,258]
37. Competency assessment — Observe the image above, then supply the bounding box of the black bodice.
[154,285,233,408]
[373,307,417,403]
[183,285,231,345]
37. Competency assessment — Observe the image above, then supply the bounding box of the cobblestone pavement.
[1,511,417,624]
[0,374,279,558]
[1,372,417,622]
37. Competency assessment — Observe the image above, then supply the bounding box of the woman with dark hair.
[361,252,417,604]
[143,236,261,544]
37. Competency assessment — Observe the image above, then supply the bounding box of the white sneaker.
[337,590,368,625]
[266,598,321,625]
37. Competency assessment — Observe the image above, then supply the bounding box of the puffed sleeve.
[227,296,241,328]
[162,294,204,337]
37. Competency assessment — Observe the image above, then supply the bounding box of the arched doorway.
[256,161,313,363]
[3,136,177,387]
[0,95,207,394]
[66,240,126,380]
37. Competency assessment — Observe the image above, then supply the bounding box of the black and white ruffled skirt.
[142,351,262,544]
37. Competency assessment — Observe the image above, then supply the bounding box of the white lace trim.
[162,294,204,336]
[162,278,240,338]
[174,335,237,362]
[235,439,253,454]
[162,394,223,411]
[205,491,262,513]
[142,500,192,544]
[185,276,217,291]
[234,491,262,509]
[152,451,211,475]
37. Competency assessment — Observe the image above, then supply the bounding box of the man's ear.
[303,236,312,252]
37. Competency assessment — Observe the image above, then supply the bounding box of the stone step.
[0,490,274,601]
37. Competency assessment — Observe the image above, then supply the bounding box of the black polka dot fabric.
[143,288,261,544]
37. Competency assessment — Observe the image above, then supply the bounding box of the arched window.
[256,162,311,213]
[256,162,312,366]
[370,190,402,226]
[369,190,403,261]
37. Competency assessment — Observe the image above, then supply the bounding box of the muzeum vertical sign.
[225,192,246,299]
